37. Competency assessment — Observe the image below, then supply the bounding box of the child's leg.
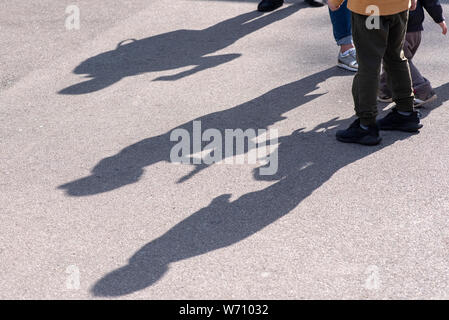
[404,32,434,99]
[409,62,434,98]
[351,13,388,125]
[383,11,414,113]
[328,0,352,47]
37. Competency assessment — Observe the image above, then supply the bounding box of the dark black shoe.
[377,107,423,132]
[257,0,284,12]
[336,119,382,146]
[304,0,325,7]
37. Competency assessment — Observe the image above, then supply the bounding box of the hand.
[410,0,417,11]
[328,2,341,11]
[439,21,448,35]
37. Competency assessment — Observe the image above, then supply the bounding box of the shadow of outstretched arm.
[153,54,241,81]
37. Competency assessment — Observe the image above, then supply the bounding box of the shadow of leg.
[153,54,241,81]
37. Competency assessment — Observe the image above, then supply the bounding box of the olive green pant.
[351,11,414,126]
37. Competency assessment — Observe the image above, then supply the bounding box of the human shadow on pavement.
[88,71,431,296]
[58,67,350,196]
[58,5,303,95]
[91,114,415,296]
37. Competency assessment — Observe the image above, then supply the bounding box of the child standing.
[331,0,423,146]
[378,0,447,107]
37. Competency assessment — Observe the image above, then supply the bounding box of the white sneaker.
[414,92,437,108]
[337,48,358,72]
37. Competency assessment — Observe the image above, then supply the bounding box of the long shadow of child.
[59,5,302,95]
[91,116,414,297]
[59,67,349,196]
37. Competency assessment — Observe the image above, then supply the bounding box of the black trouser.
[351,10,414,126]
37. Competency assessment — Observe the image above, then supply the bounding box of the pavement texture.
[1,0,449,299]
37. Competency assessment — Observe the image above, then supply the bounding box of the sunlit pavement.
[1,0,449,299]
